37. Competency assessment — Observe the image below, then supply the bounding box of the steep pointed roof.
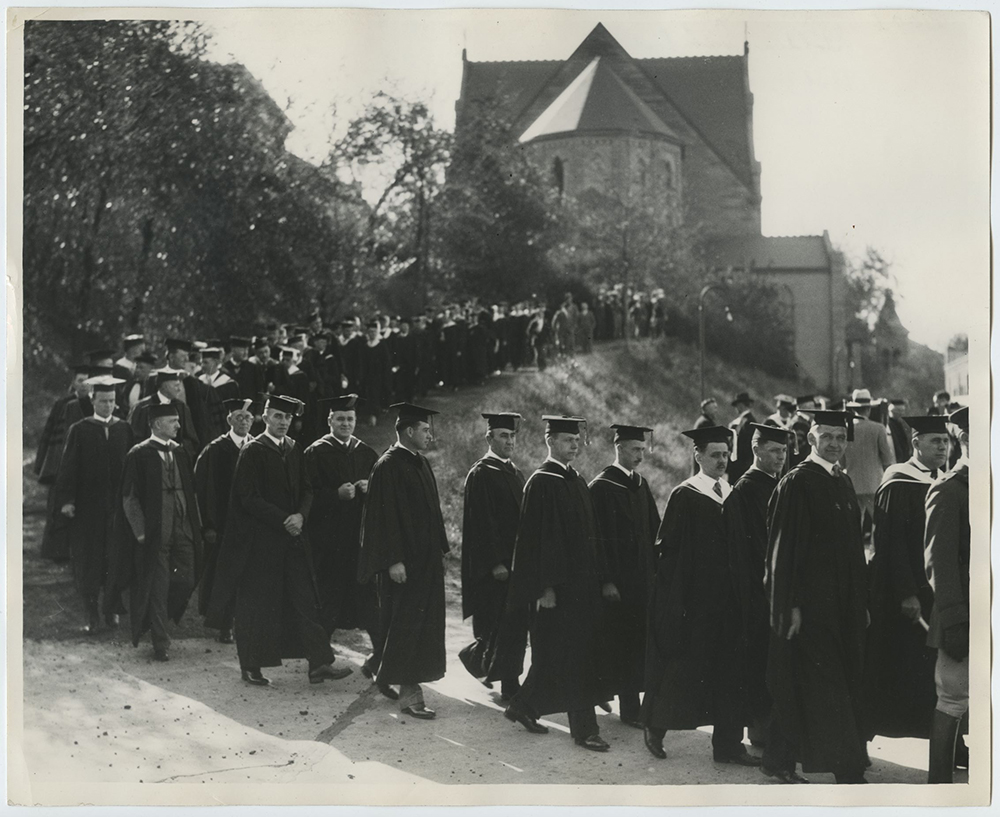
[517,56,678,143]
[458,23,757,189]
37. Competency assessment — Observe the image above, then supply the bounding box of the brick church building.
[454,23,847,392]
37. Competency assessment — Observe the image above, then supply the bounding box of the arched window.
[552,157,565,196]
[663,159,674,190]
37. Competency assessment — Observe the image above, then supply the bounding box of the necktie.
[930,469,939,479]
[712,480,723,499]
[832,463,843,478]
[632,472,641,489]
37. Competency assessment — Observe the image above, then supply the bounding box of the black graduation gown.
[37,394,87,561]
[389,333,418,402]
[303,434,379,635]
[727,411,757,481]
[460,455,527,681]
[107,439,204,645]
[357,341,392,414]
[193,433,242,616]
[765,460,868,775]
[53,417,134,600]
[505,460,606,717]
[588,466,660,697]
[863,462,937,739]
[887,417,913,463]
[223,359,265,400]
[129,397,200,461]
[729,467,779,720]
[642,482,745,730]
[358,444,449,685]
[464,324,490,384]
[206,435,327,669]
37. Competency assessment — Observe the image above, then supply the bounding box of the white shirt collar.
[229,429,248,448]
[150,433,177,449]
[806,450,838,476]
[484,448,511,464]
[683,469,731,504]
[91,412,114,424]
[543,455,572,471]
[612,461,633,477]
[263,430,286,448]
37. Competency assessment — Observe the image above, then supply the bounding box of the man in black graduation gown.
[130,369,201,460]
[504,415,612,752]
[642,425,759,767]
[864,415,950,746]
[763,410,869,784]
[303,394,388,694]
[924,406,970,784]
[729,424,794,750]
[193,398,253,644]
[109,403,202,660]
[887,399,913,463]
[589,424,660,728]
[206,394,352,687]
[144,338,221,452]
[222,337,265,400]
[727,392,757,482]
[358,402,449,720]
[357,320,393,425]
[53,376,134,632]
[459,412,528,700]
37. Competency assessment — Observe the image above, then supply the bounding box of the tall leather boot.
[928,708,961,783]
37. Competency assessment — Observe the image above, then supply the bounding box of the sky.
[205,9,990,353]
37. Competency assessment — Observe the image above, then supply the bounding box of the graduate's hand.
[60,503,75,518]
[337,483,356,500]
[900,596,921,622]
[491,564,509,581]
[538,587,556,609]
[356,479,369,494]
[389,562,407,584]
[602,582,621,602]
[284,513,304,536]
[786,607,802,639]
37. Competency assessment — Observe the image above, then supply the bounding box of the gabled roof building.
[455,23,847,391]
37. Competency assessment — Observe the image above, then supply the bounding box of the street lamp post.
[698,283,732,403]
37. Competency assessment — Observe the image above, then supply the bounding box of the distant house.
[454,22,848,392]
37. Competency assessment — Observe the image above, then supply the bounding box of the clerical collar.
[91,412,114,424]
[228,429,248,448]
[156,390,173,405]
[484,448,511,464]
[612,461,633,477]
[806,450,838,476]
[150,433,176,448]
[263,430,286,448]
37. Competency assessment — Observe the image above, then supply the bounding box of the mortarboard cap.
[611,423,653,443]
[811,410,855,442]
[279,346,297,358]
[392,402,439,423]
[165,338,193,353]
[148,403,180,421]
[153,367,184,385]
[773,394,796,408]
[201,347,223,360]
[86,348,116,364]
[681,425,734,447]
[84,375,125,392]
[948,406,969,432]
[135,352,158,366]
[366,319,381,329]
[542,415,586,435]
[252,336,269,349]
[122,334,145,349]
[71,363,92,375]
[223,398,253,414]
[750,423,794,445]
[319,394,361,412]
[89,365,113,378]
[229,335,252,348]
[263,393,306,416]
[731,391,753,407]
[482,412,522,431]
[796,394,817,407]
[901,415,948,435]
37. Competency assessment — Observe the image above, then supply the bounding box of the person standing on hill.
[864,415,951,750]
[642,425,758,768]
[358,403,449,719]
[459,412,528,701]
[924,407,970,784]
[54,376,134,633]
[504,415,612,752]
[589,424,660,729]
[193,398,253,645]
[577,302,596,354]
[727,392,757,482]
[763,410,869,784]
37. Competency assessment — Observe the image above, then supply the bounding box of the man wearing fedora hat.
[727,392,757,482]
[843,388,896,535]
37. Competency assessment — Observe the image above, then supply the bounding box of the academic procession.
[34,324,972,785]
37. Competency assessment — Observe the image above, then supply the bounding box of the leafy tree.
[844,246,895,328]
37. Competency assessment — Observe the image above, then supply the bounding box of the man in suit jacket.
[129,369,200,460]
[726,392,757,482]
[924,407,970,784]
[842,388,896,533]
